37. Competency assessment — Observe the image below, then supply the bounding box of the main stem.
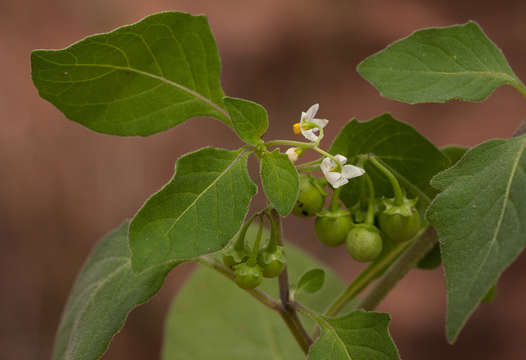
[270,209,313,353]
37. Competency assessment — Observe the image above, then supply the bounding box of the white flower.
[321,154,365,188]
[286,147,300,162]
[298,104,328,142]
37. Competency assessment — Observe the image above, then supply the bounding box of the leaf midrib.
[163,150,246,237]
[34,52,230,120]
[472,141,526,290]
[366,67,519,84]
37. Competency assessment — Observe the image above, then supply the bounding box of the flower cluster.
[289,104,365,188]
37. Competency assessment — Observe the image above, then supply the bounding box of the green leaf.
[31,12,229,136]
[330,114,450,207]
[162,242,346,360]
[307,310,400,360]
[441,145,468,165]
[260,149,299,216]
[224,97,268,145]
[426,135,526,342]
[52,221,173,360]
[357,22,526,104]
[129,147,257,272]
[417,243,441,270]
[295,268,325,295]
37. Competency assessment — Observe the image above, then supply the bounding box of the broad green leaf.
[130,147,257,272]
[31,12,229,136]
[260,149,299,216]
[427,135,526,342]
[441,145,468,165]
[295,268,325,295]
[307,310,400,360]
[416,145,467,270]
[358,22,526,104]
[52,221,173,360]
[162,243,346,360]
[224,97,268,145]
[330,114,450,208]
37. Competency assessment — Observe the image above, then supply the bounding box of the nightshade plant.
[31,11,526,359]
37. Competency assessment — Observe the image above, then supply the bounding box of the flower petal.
[310,118,329,128]
[304,104,319,121]
[341,165,365,179]
[325,171,341,186]
[302,129,319,142]
[334,154,347,165]
[321,157,335,173]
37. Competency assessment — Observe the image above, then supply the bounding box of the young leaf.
[31,12,229,136]
[307,310,400,360]
[260,149,299,216]
[130,147,257,272]
[224,97,268,145]
[358,22,526,104]
[162,243,346,360]
[427,135,526,342]
[330,114,450,207]
[295,268,325,295]
[52,221,174,360]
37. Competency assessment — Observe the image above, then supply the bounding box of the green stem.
[296,158,323,168]
[313,147,341,170]
[329,187,342,211]
[248,215,265,265]
[265,140,316,148]
[197,256,280,311]
[369,156,404,205]
[364,174,375,225]
[270,209,313,352]
[234,212,260,250]
[357,227,437,311]
[265,211,278,252]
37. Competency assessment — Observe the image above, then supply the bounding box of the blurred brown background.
[2,0,526,359]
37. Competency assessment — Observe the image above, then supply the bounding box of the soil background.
[2,1,526,359]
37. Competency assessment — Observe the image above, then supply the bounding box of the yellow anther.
[293,122,301,134]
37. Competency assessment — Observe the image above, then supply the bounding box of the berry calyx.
[314,209,353,246]
[258,245,286,278]
[346,224,383,262]
[378,197,420,242]
[222,246,248,269]
[234,262,263,289]
[292,175,325,217]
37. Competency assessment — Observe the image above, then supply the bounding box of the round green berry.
[346,224,383,262]
[378,211,421,242]
[292,175,325,217]
[314,210,353,247]
[234,262,263,289]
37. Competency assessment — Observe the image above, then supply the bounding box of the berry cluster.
[293,157,421,263]
[222,213,286,289]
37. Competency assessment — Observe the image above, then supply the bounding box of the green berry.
[314,210,353,246]
[258,246,286,278]
[378,197,421,242]
[292,175,325,217]
[346,224,383,262]
[234,262,263,289]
